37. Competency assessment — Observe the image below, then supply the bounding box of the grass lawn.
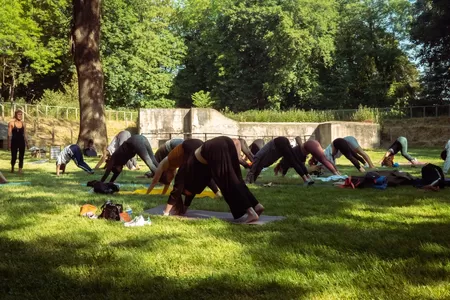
[0,148,449,299]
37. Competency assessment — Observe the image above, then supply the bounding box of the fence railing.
[0,102,137,122]
[1,102,450,123]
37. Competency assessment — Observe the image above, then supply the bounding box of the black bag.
[98,201,123,221]
[421,164,445,188]
[87,180,120,194]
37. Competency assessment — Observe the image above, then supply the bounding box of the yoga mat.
[29,159,49,164]
[81,183,150,187]
[144,204,285,225]
[0,182,31,186]
[120,188,217,198]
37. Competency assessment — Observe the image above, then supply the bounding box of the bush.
[351,105,379,123]
[38,75,78,107]
[192,90,215,108]
[224,109,338,122]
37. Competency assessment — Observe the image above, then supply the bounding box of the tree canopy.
[0,0,448,111]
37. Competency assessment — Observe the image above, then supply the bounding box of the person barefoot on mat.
[100,135,158,183]
[246,136,314,185]
[194,136,265,223]
[379,136,420,166]
[56,144,94,176]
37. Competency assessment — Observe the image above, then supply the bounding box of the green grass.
[0,148,449,299]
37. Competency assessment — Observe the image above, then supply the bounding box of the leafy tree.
[0,0,61,101]
[411,0,450,103]
[172,0,338,111]
[317,0,419,109]
[100,0,186,108]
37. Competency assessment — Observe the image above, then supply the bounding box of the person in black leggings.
[101,135,159,182]
[8,110,27,174]
[249,139,265,156]
[331,138,366,172]
[245,136,314,185]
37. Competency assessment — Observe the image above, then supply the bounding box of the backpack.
[98,201,123,221]
[421,164,445,188]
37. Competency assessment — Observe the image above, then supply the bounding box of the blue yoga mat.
[0,182,32,186]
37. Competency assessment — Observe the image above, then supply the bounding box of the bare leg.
[0,172,7,184]
[163,204,174,216]
[355,147,375,168]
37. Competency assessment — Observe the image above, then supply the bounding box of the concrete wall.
[139,108,380,149]
[0,122,7,149]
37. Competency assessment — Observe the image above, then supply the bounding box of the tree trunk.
[72,0,107,150]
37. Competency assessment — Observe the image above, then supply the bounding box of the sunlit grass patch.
[0,148,450,299]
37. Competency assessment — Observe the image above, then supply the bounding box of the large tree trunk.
[72,0,107,151]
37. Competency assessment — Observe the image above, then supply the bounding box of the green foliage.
[411,0,450,103]
[192,90,215,108]
[351,105,379,123]
[140,98,176,109]
[317,0,419,109]
[172,0,339,111]
[1,149,450,298]
[38,75,78,107]
[224,109,338,122]
[100,0,186,108]
[0,0,65,101]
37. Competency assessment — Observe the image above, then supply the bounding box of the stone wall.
[139,108,380,149]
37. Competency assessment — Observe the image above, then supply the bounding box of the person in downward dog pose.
[301,140,340,175]
[190,136,264,223]
[56,144,94,176]
[100,135,158,182]
[324,138,367,172]
[379,136,420,166]
[146,139,221,215]
[8,110,27,174]
[232,138,254,168]
[249,139,265,156]
[245,136,314,185]
[327,136,375,168]
[95,130,138,170]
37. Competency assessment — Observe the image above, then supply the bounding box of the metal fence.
[1,102,450,123]
[0,102,137,122]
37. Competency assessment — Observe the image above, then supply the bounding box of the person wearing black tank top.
[8,110,27,174]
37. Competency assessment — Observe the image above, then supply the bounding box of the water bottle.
[126,206,133,218]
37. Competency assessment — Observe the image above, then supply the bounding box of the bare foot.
[254,204,264,216]
[245,208,259,223]
[18,169,23,175]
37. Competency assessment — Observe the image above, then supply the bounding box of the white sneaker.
[124,215,150,227]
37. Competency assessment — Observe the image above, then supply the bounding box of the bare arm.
[23,123,28,148]
[7,121,13,150]
[95,150,107,169]
[146,157,170,194]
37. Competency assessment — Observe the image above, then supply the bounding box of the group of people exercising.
[1,110,446,222]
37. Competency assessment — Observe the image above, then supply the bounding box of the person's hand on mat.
[358,166,366,172]
[215,190,223,198]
